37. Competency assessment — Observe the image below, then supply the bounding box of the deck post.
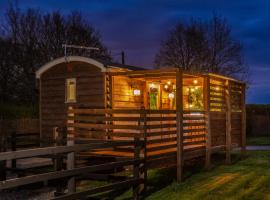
[176,69,183,182]
[225,80,232,164]
[53,127,65,196]
[133,137,143,200]
[67,106,75,193]
[11,131,17,168]
[139,108,147,194]
[204,76,212,169]
[241,84,246,153]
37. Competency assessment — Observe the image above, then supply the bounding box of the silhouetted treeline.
[0,6,111,105]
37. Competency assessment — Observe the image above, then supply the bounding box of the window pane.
[66,78,76,102]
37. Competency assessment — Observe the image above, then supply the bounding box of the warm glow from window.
[66,78,76,103]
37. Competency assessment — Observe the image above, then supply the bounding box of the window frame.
[65,78,77,103]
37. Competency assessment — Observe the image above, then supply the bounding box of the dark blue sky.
[1,0,270,103]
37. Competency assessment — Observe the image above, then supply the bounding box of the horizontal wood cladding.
[40,61,105,138]
[112,76,145,109]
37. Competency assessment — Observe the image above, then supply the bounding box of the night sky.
[1,0,270,103]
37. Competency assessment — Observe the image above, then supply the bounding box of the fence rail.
[0,139,146,199]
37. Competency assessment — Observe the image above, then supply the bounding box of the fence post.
[0,120,6,181]
[176,69,183,182]
[11,131,17,169]
[53,127,65,196]
[133,137,141,200]
[241,84,246,153]
[67,106,75,193]
[225,80,232,164]
[141,108,147,194]
[204,76,212,169]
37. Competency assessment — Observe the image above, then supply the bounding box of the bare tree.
[155,15,248,80]
[0,5,111,104]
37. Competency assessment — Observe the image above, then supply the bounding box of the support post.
[225,80,232,164]
[67,106,75,193]
[53,127,65,196]
[204,76,212,169]
[138,108,147,194]
[133,137,141,200]
[0,124,6,181]
[241,84,246,153]
[11,131,17,168]
[176,69,183,182]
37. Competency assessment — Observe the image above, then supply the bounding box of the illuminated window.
[66,78,76,103]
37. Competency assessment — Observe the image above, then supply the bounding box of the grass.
[247,136,270,146]
[73,151,270,200]
[145,151,270,200]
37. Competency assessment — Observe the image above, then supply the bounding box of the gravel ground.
[0,187,55,200]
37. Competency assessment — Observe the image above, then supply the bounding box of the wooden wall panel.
[210,112,226,146]
[112,76,145,109]
[40,61,105,139]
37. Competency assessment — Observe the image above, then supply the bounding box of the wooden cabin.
[36,56,143,140]
[36,56,246,174]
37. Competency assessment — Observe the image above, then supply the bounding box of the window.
[66,78,76,103]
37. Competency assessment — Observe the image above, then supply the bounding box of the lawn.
[145,151,270,200]
[247,136,270,146]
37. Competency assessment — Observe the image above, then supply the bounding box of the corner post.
[241,83,246,152]
[225,80,232,164]
[67,106,75,193]
[204,76,212,169]
[176,69,183,182]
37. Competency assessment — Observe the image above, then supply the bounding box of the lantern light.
[168,92,175,99]
[193,79,198,84]
[133,89,141,96]
[164,84,168,89]
[167,81,171,85]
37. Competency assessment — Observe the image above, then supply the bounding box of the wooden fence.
[0,139,145,200]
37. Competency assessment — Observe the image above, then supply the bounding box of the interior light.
[191,88,195,92]
[193,79,198,84]
[215,87,220,91]
[167,81,171,85]
[168,93,175,99]
[195,86,198,90]
[164,84,169,89]
[150,83,155,88]
[189,104,193,108]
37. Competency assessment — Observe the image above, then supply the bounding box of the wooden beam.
[176,69,183,182]
[225,80,232,164]
[204,76,212,169]
[241,83,246,152]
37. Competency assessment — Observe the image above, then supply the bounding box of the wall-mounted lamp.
[133,89,141,96]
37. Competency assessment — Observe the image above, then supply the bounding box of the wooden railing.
[0,139,145,200]
[68,108,207,169]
